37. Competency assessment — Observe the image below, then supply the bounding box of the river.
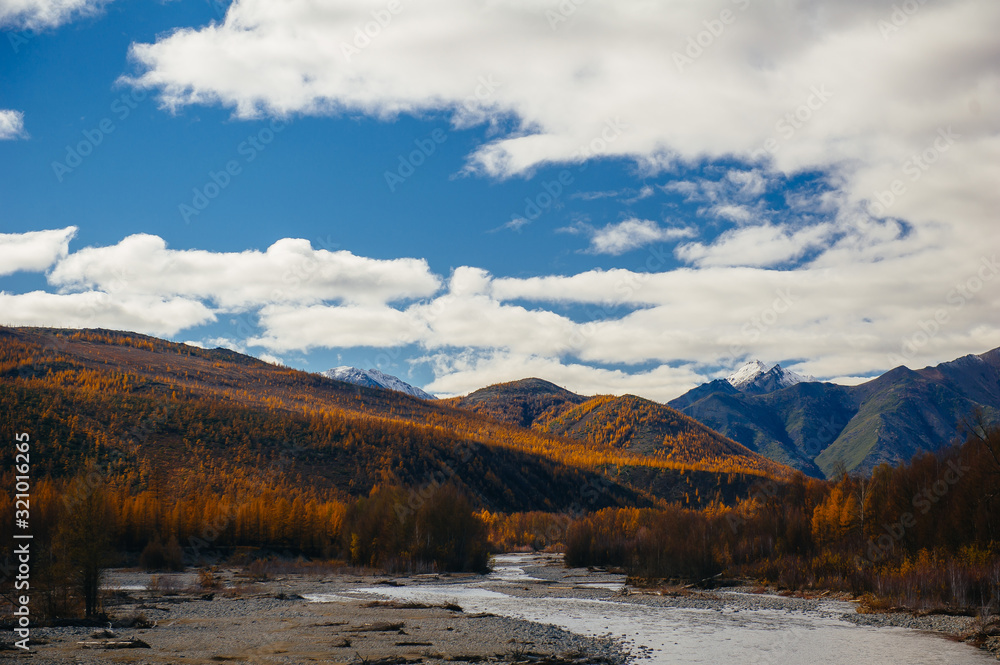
[333,552,995,665]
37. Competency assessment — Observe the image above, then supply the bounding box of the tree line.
[563,420,1000,612]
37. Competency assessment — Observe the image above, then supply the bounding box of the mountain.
[446,378,791,482]
[669,349,1000,478]
[726,360,810,395]
[442,378,586,428]
[322,366,435,400]
[0,327,794,516]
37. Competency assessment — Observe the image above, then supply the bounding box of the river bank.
[6,562,626,665]
[6,553,997,663]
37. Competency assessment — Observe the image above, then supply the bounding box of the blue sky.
[1,0,998,400]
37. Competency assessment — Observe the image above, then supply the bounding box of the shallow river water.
[341,553,995,665]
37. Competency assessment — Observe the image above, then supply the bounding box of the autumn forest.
[2,326,1000,622]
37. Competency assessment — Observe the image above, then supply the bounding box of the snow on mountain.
[727,360,811,394]
[321,366,436,400]
[726,360,771,389]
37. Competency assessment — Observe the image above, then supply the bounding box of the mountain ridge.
[669,348,1000,477]
[1,327,794,516]
[446,378,790,480]
[726,360,810,395]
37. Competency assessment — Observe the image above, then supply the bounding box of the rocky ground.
[4,553,998,662]
[1,563,626,665]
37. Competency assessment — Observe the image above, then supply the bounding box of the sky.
[1,0,998,401]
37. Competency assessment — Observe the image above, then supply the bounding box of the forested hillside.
[447,378,788,478]
[0,326,798,545]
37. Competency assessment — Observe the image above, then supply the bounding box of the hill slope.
[447,379,789,479]
[540,394,785,475]
[0,327,794,514]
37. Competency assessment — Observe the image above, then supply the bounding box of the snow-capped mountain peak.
[726,359,770,389]
[321,366,435,400]
[727,360,810,394]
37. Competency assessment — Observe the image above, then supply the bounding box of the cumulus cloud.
[0,230,442,353]
[1,225,997,399]
[120,1,1000,294]
[0,110,27,140]
[0,0,109,29]
[421,349,707,403]
[0,227,76,276]
[121,3,996,187]
[483,249,1000,381]
[49,234,441,309]
[5,0,1000,398]
[0,291,214,337]
[250,304,430,352]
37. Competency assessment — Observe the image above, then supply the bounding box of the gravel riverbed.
[5,553,998,663]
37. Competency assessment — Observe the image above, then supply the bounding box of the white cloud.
[585,218,696,255]
[676,223,835,268]
[201,336,247,353]
[121,0,1000,274]
[11,0,1000,401]
[421,349,706,403]
[0,291,214,337]
[1,225,998,400]
[726,170,767,198]
[121,3,995,185]
[256,352,284,366]
[250,304,429,352]
[571,190,620,201]
[709,204,756,224]
[0,227,76,276]
[0,0,108,29]
[49,234,441,309]
[0,110,26,140]
[621,185,655,204]
[175,336,284,365]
